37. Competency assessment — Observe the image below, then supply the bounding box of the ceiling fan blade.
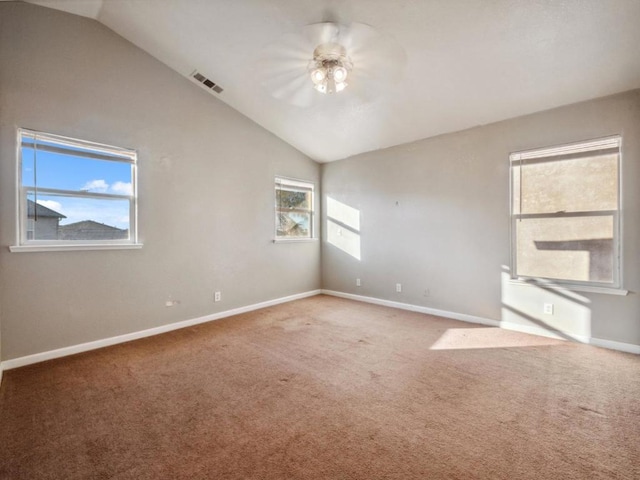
[266,74,317,107]
[260,33,311,67]
[346,23,406,77]
[341,22,407,103]
[257,30,315,106]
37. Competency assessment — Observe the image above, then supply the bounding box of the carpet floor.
[0,295,639,479]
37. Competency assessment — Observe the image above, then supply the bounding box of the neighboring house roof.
[59,220,128,240]
[27,199,66,219]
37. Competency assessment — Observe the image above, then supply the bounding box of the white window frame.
[10,128,142,252]
[509,135,623,293]
[274,176,315,242]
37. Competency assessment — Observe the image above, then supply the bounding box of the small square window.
[275,177,314,240]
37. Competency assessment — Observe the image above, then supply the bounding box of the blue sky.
[22,144,133,229]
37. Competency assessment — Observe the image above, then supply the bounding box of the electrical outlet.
[424,289,430,297]
[543,303,554,315]
[356,278,361,287]
[396,283,402,293]
[214,291,221,302]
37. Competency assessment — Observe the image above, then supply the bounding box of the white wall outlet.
[424,289,430,297]
[396,283,402,293]
[356,278,361,287]
[543,303,554,315]
[214,291,221,302]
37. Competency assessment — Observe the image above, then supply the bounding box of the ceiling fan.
[258,21,406,107]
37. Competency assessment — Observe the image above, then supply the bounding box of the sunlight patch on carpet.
[429,327,563,350]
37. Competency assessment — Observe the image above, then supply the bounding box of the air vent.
[190,70,224,94]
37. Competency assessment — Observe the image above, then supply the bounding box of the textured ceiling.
[23,0,640,162]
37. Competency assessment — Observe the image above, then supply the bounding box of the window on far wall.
[510,136,621,289]
[15,128,138,250]
[275,176,314,240]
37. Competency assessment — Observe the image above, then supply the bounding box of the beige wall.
[322,90,640,346]
[1,3,638,363]
[0,3,320,360]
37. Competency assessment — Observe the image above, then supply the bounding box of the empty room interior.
[1,1,639,478]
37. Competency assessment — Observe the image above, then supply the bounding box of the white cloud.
[36,200,64,214]
[111,181,132,195]
[82,179,109,193]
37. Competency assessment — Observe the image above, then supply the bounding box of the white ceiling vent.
[190,70,224,94]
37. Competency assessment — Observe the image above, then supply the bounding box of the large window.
[14,129,139,250]
[275,177,314,240]
[510,136,621,289]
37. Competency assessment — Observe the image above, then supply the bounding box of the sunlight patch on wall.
[501,267,592,341]
[327,197,360,231]
[327,197,361,260]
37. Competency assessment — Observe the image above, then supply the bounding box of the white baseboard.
[0,289,322,372]
[322,290,501,327]
[589,337,640,354]
[321,290,640,355]
[493,320,590,343]
[2,287,636,378]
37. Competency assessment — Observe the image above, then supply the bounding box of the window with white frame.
[275,177,314,240]
[510,136,621,289]
[15,129,138,249]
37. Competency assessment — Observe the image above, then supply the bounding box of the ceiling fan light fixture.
[310,68,327,85]
[260,22,406,106]
[308,42,352,95]
[332,65,348,83]
[314,83,327,94]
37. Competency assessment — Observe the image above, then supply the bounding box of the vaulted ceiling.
[24,0,640,162]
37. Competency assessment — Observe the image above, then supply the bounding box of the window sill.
[9,243,144,253]
[509,279,628,296]
[273,238,318,244]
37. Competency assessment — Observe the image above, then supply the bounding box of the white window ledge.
[273,238,318,244]
[509,279,628,296]
[9,243,143,253]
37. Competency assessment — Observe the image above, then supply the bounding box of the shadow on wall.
[500,266,592,342]
[326,197,361,261]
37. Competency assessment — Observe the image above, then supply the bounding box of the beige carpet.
[0,295,638,479]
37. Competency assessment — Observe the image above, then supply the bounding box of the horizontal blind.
[510,136,620,162]
[21,129,137,163]
[275,177,314,192]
